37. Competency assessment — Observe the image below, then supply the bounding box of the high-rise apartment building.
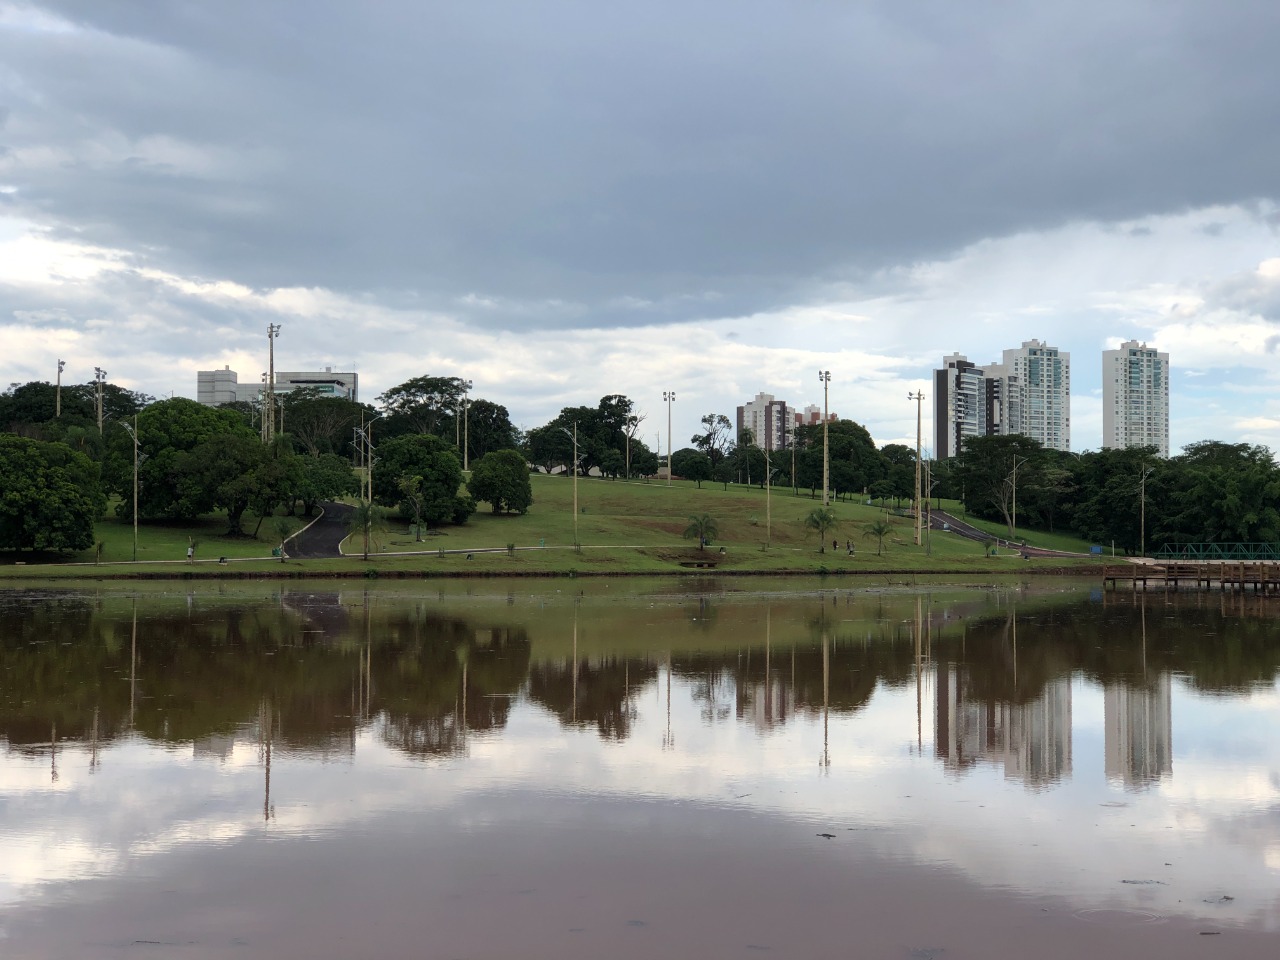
[1002,340,1070,451]
[933,354,1022,458]
[736,392,794,450]
[1102,340,1169,457]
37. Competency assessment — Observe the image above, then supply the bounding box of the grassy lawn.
[0,474,1107,579]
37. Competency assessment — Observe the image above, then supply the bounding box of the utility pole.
[56,359,65,418]
[560,423,579,545]
[663,391,675,486]
[1140,465,1154,557]
[1009,454,1028,540]
[122,415,140,561]
[818,371,831,506]
[908,390,924,546]
[93,367,106,432]
[265,324,280,444]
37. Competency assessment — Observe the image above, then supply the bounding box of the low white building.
[196,366,359,405]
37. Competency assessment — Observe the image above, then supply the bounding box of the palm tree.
[683,513,719,550]
[862,517,894,556]
[804,507,837,552]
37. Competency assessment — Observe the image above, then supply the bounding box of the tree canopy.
[468,449,534,514]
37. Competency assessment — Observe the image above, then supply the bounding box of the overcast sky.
[3,0,1280,454]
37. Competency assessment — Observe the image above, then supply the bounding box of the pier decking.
[1103,562,1280,592]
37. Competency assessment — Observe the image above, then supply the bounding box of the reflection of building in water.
[738,675,796,731]
[1104,674,1172,789]
[193,733,235,762]
[935,665,1072,787]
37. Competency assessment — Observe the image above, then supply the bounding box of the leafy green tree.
[377,376,470,437]
[683,513,719,549]
[296,453,360,516]
[283,393,374,458]
[691,413,732,466]
[116,399,256,521]
[461,398,519,462]
[671,448,712,487]
[468,449,534,514]
[599,449,625,479]
[0,436,103,552]
[953,434,1046,535]
[372,433,472,526]
[862,517,894,556]
[804,506,838,552]
[179,433,267,534]
[879,443,916,505]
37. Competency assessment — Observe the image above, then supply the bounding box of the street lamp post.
[1140,465,1154,557]
[818,371,831,506]
[1008,454,1028,540]
[122,415,140,561]
[356,415,383,560]
[663,391,675,486]
[93,367,106,432]
[462,379,474,470]
[265,324,280,444]
[56,360,65,418]
[560,423,579,546]
[908,390,924,546]
[765,442,771,549]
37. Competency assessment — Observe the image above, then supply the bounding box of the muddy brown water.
[2,579,1278,958]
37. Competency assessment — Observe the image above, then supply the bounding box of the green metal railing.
[1153,543,1280,561]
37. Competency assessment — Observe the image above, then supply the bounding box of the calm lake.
[2,578,1278,958]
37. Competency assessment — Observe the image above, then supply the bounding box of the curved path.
[287,501,355,559]
[929,509,1090,558]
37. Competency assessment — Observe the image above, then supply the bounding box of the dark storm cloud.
[6,0,1280,329]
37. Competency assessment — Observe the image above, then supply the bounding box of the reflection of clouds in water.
[4,672,1280,927]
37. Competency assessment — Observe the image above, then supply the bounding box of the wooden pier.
[1103,562,1280,592]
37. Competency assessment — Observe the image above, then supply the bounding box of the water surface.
[2,579,1278,958]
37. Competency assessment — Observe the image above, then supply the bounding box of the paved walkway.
[287,501,355,558]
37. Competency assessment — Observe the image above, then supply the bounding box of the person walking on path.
[187,540,195,564]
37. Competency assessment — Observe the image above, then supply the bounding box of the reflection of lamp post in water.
[914,595,923,752]
[559,423,579,547]
[663,652,674,750]
[820,627,830,770]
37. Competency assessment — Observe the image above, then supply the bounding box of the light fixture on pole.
[1140,464,1154,557]
[265,324,280,444]
[56,359,65,418]
[662,391,675,487]
[908,390,924,546]
[1008,454,1028,540]
[462,379,474,471]
[559,423,579,546]
[121,415,141,562]
[355,414,383,560]
[818,371,830,506]
[93,367,107,433]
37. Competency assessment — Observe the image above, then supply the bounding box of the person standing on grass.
[187,541,194,564]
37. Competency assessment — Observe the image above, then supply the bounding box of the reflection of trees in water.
[0,592,528,761]
[526,657,659,739]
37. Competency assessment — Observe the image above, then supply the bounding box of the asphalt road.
[287,501,355,559]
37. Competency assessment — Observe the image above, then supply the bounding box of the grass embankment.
[0,474,1106,580]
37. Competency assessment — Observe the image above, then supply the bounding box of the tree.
[862,517,894,556]
[179,433,267,534]
[804,507,838,552]
[283,393,373,458]
[376,376,470,438]
[691,413,732,466]
[296,453,360,516]
[468,449,534,514]
[0,436,103,552]
[683,513,719,549]
[347,501,388,560]
[462,398,519,462]
[953,434,1046,535]
[372,433,473,526]
[118,398,257,521]
[671,448,712,487]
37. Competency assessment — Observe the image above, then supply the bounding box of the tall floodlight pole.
[462,379,474,470]
[818,371,831,506]
[94,367,106,432]
[908,390,924,546]
[56,359,65,418]
[663,391,675,486]
[265,324,280,444]
[765,442,771,549]
[560,423,579,546]
[122,415,140,561]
